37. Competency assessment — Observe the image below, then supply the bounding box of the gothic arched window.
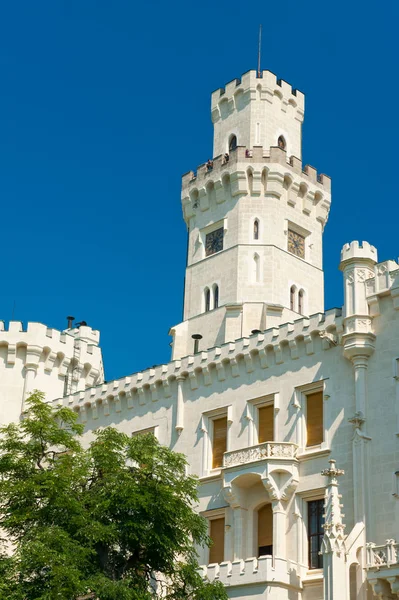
[278,135,286,150]
[205,288,211,313]
[290,286,296,311]
[213,285,219,309]
[298,289,304,315]
[229,135,237,152]
[254,219,259,240]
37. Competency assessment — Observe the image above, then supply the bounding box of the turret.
[171,69,331,360]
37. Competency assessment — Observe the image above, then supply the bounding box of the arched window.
[204,288,210,312]
[278,135,286,150]
[254,219,259,240]
[213,285,219,309]
[229,134,237,152]
[257,504,273,557]
[298,289,304,315]
[290,286,296,311]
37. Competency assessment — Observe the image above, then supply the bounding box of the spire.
[321,459,346,555]
[257,24,262,78]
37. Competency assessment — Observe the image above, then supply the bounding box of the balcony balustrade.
[200,555,301,590]
[223,442,298,469]
[366,540,399,597]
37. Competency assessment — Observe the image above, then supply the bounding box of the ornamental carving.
[223,442,298,468]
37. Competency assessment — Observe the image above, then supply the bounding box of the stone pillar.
[340,241,377,534]
[21,345,42,413]
[261,469,298,562]
[175,376,185,434]
[232,507,247,560]
[321,459,348,600]
[271,499,287,559]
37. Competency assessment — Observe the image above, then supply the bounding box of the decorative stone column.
[21,345,42,413]
[339,241,377,531]
[262,469,298,561]
[223,485,247,561]
[321,459,348,600]
[175,375,185,434]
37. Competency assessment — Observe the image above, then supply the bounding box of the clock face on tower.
[205,228,224,256]
[288,229,305,259]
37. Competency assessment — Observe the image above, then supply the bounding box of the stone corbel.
[126,389,135,409]
[217,362,226,382]
[189,371,198,390]
[7,343,16,365]
[150,383,158,402]
[230,358,240,378]
[202,366,212,386]
[244,353,254,373]
[368,577,395,599]
[258,348,268,369]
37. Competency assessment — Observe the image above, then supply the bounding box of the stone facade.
[1,68,399,599]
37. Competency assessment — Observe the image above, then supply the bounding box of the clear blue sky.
[0,1,396,381]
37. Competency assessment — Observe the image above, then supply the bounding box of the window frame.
[293,381,328,453]
[296,490,325,572]
[307,498,325,570]
[246,394,277,446]
[200,406,232,477]
[201,508,227,566]
[201,219,227,260]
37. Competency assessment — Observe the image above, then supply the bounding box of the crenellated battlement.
[181,145,331,227]
[0,321,104,414]
[211,69,304,114]
[55,308,342,419]
[340,241,378,265]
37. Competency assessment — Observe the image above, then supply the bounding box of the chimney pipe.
[192,334,203,354]
[67,316,75,329]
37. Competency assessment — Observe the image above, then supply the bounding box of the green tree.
[0,392,227,600]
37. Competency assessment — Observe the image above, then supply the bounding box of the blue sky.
[0,1,397,381]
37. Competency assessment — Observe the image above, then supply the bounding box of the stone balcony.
[366,540,399,597]
[223,442,298,469]
[200,555,301,592]
[222,442,299,503]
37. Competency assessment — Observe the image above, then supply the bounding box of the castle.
[1,68,399,599]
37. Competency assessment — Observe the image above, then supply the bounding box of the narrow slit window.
[298,290,304,314]
[229,135,237,152]
[214,285,219,309]
[212,417,227,469]
[258,504,273,557]
[306,391,323,447]
[278,135,286,150]
[209,517,225,564]
[290,286,296,311]
[254,219,259,240]
[205,288,210,313]
[258,405,274,443]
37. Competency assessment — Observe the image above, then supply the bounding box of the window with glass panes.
[308,499,324,569]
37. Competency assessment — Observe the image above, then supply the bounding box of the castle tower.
[170,70,331,360]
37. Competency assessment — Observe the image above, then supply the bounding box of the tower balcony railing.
[223,441,298,469]
[366,540,399,569]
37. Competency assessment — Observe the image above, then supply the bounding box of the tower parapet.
[0,321,104,425]
[211,70,305,159]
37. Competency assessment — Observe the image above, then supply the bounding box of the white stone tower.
[170,70,331,359]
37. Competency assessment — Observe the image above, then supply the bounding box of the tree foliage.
[0,392,227,600]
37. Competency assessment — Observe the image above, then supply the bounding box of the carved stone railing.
[366,540,399,569]
[223,442,298,469]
